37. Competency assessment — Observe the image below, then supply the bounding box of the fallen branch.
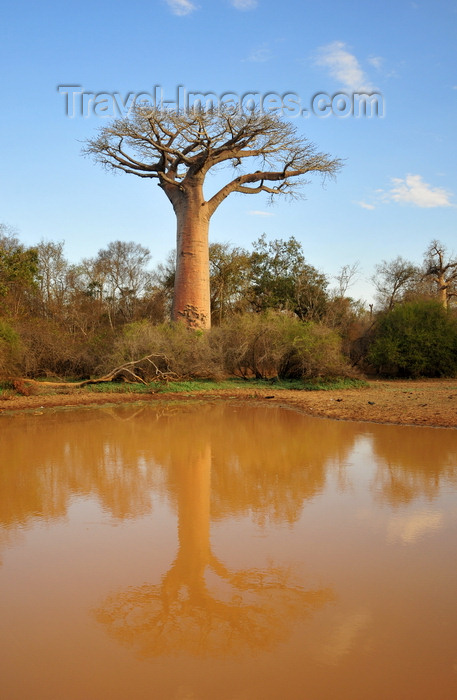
[15,353,179,389]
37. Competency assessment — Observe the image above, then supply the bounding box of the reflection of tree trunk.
[179,443,211,560]
[161,443,212,599]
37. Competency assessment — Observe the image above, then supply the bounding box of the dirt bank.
[1,379,457,428]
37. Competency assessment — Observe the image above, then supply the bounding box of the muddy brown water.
[1,402,457,700]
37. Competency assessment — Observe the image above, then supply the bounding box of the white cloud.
[367,55,383,70]
[165,0,197,16]
[316,41,373,92]
[356,201,376,210]
[245,45,271,62]
[248,210,274,217]
[388,174,453,208]
[231,0,258,9]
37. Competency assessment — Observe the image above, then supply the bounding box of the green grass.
[86,376,367,394]
[0,376,367,399]
[83,382,151,394]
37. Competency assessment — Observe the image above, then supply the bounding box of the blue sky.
[1,0,456,302]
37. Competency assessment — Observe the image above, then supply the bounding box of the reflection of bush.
[371,425,457,505]
[0,403,358,531]
[2,402,456,532]
[152,404,358,525]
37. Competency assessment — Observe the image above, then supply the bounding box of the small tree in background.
[0,228,38,318]
[368,300,457,377]
[248,235,328,320]
[372,256,419,310]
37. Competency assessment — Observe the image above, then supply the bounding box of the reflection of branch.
[94,558,334,658]
[98,406,148,422]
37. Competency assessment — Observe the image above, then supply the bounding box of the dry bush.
[11,378,38,396]
[15,318,100,378]
[105,320,224,381]
[215,311,351,380]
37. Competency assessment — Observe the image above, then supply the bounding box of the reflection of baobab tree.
[94,439,333,657]
[0,406,175,531]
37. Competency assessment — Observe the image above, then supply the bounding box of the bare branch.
[84,105,342,212]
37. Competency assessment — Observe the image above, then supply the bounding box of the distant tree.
[209,242,251,324]
[36,240,69,318]
[422,240,457,308]
[248,235,328,320]
[372,256,419,310]
[368,300,457,377]
[325,261,365,339]
[84,106,341,329]
[151,249,176,320]
[81,241,153,326]
[334,261,360,298]
[0,228,38,318]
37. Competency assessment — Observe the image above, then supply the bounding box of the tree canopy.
[84,105,342,328]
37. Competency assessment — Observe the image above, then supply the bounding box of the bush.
[368,300,457,377]
[106,320,224,381]
[0,319,22,378]
[215,311,351,380]
[15,318,101,378]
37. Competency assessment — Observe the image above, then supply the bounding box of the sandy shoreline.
[1,379,457,428]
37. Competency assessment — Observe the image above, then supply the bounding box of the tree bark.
[170,184,211,329]
[438,277,448,308]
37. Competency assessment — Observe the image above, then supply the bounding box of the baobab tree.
[423,240,457,308]
[84,105,342,328]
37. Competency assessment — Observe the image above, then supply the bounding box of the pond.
[1,402,457,700]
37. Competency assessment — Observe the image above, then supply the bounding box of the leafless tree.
[372,256,419,310]
[334,261,360,298]
[36,240,69,316]
[84,105,342,328]
[423,240,457,308]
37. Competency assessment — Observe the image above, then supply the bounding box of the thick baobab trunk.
[437,276,448,308]
[172,188,211,329]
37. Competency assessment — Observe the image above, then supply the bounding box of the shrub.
[15,318,99,378]
[215,311,351,380]
[106,320,224,381]
[368,300,457,377]
[0,319,22,378]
